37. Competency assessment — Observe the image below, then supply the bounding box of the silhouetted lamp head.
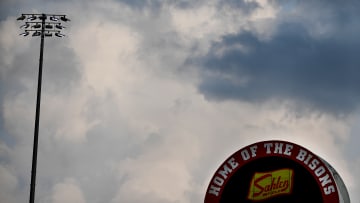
[20,23,30,29]
[55,32,65,37]
[38,15,47,20]
[27,15,37,21]
[32,31,41,37]
[44,32,53,37]
[60,16,70,22]
[45,24,53,29]
[19,31,30,36]
[55,24,65,29]
[50,16,59,21]
[32,24,41,29]
[17,15,26,21]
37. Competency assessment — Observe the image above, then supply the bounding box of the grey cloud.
[41,39,82,94]
[194,12,360,114]
[115,0,161,10]
[116,0,259,12]
[217,0,259,13]
[0,37,80,140]
[0,1,23,20]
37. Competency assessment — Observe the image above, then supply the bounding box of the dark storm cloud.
[195,17,360,114]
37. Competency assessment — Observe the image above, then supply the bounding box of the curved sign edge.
[204,140,345,203]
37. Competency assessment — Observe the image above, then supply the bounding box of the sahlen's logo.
[248,168,294,201]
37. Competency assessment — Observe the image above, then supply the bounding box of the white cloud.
[0,165,19,203]
[51,178,86,203]
[113,158,192,203]
[70,19,141,95]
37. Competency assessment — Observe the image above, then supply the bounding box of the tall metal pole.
[29,14,45,203]
[17,13,69,203]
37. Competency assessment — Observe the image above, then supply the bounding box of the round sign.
[204,140,350,203]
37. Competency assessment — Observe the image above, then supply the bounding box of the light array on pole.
[17,13,70,203]
[17,14,70,37]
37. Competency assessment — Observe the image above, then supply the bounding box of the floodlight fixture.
[45,24,53,29]
[55,24,65,29]
[17,15,26,21]
[44,32,53,37]
[60,16,70,22]
[55,32,65,37]
[20,23,30,29]
[32,31,41,37]
[32,24,41,29]
[50,16,59,21]
[20,31,30,36]
[38,15,47,20]
[28,15,37,21]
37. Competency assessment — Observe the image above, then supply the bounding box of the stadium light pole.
[17,13,70,203]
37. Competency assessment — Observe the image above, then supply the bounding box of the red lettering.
[253,174,271,197]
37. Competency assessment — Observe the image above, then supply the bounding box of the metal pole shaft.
[29,14,45,203]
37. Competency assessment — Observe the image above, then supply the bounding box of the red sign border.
[204,140,340,203]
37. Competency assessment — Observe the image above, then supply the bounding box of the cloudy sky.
[1,0,360,202]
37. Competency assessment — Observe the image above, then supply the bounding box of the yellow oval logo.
[248,168,294,201]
